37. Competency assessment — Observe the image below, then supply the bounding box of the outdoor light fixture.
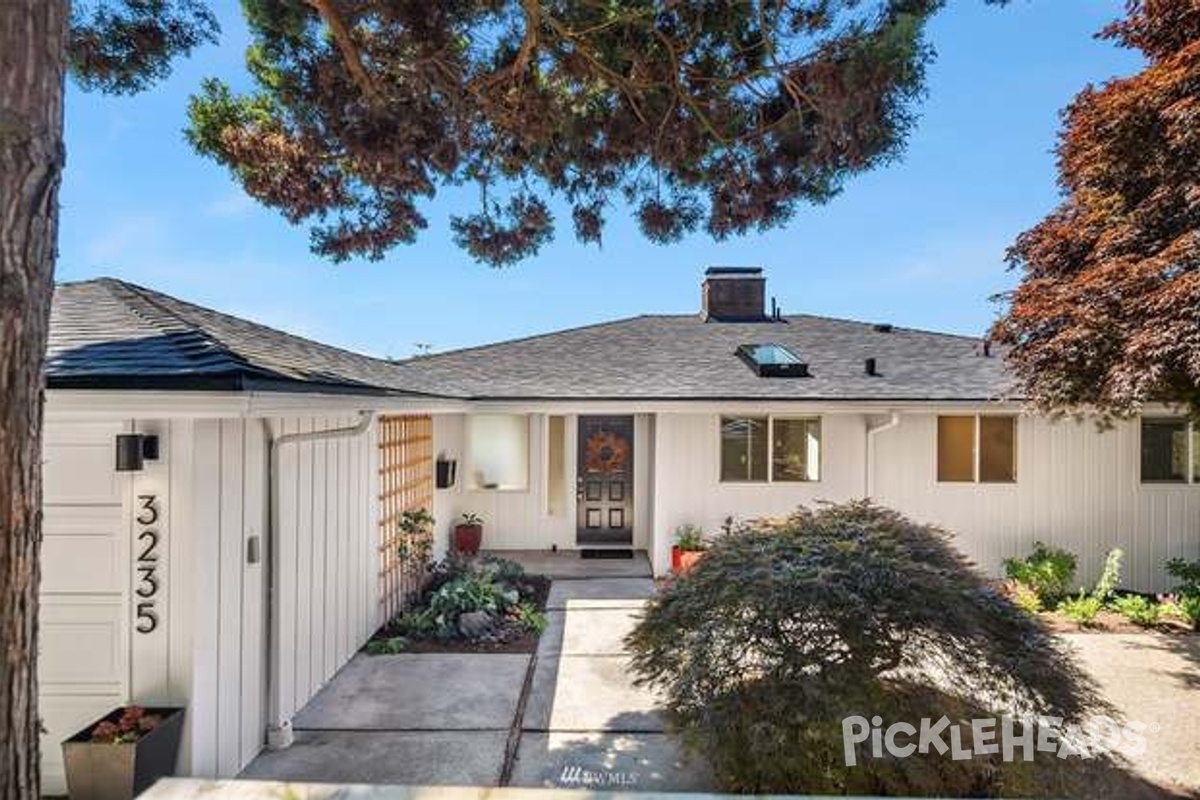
[115,433,160,472]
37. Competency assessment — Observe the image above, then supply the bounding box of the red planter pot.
[672,547,704,574]
[453,524,483,555]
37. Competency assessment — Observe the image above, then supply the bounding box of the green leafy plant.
[480,555,527,585]
[366,636,410,655]
[1006,580,1043,615]
[396,508,435,563]
[1003,542,1077,607]
[1163,558,1200,629]
[459,512,483,526]
[1110,594,1162,627]
[1169,595,1200,628]
[1059,592,1103,627]
[627,501,1105,795]
[1092,548,1124,602]
[674,524,705,552]
[508,601,548,634]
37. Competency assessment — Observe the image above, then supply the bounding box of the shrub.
[1003,542,1077,607]
[1005,580,1043,615]
[1092,548,1124,602]
[1169,594,1200,628]
[1165,557,1200,595]
[1110,593,1161,627]
[626,501,1105,795]
[1059,592,1103,627]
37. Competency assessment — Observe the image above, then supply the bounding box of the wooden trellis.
[378,414,434,622]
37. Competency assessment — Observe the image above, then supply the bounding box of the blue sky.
[57,0,1141,359]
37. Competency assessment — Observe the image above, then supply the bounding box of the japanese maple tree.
[995,0,1200,418]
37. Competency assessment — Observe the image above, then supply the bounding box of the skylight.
[736,343,809,377]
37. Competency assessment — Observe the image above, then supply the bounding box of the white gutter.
[262,411,376,749]
[865,411,901,498]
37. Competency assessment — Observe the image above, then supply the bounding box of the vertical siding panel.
[240,420,266,767]
[189,420,221,777]
[216,420,245,776]
[166,419,195,774]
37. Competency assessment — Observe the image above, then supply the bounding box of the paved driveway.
[242,568,710,791]
[1061,632,1200,797]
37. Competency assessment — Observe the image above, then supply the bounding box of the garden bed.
[1038,604,1196,635]
[366,555,551,655]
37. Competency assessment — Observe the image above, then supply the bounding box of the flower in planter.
[90,706,161,744]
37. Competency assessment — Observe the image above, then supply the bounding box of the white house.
[38,269,1200,793]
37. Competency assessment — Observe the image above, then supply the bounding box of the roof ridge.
[392,313,656,365]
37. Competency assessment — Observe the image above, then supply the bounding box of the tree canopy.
[995,0,1200,418]
[185,1,956,266]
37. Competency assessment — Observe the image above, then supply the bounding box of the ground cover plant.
[626,501,1111,796]
[368,555,548,654]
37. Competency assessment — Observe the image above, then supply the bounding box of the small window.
[466,414,529,491]
[937,415,1017,484]
[720,416,768,482]
[1141,418,1196,483]
[772,418,821,482]
[546,415,566,514]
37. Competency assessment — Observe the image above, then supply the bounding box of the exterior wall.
[650,412,868,574]
[873,413,1200,592]
[268,416,379,728]
[432,413,653,556]
[38,412,379,795]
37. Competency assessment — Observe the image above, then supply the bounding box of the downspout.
[261,411,375,750]
[865,411,901,499]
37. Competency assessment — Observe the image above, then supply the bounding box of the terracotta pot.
[453,523,483,555]
[671,545,683,572]
[63,707,185,800]
[676,549,705,574]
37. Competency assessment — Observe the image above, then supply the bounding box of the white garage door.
[39,420,130,796]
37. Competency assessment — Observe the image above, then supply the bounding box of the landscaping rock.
[458,610,495,638]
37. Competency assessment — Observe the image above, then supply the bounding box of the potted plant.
[453,512,484,555]
[63,706,185,800]
[671,524,706,574]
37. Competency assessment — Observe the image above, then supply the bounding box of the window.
[720,416,768,482]
[1141,418,1200,483]
[546,415,566,514]
[937,415,1016,483]
[466,414,529,490]
[720,416,821,483]
[773,418,821,482]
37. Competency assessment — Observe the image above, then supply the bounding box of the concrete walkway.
[243,560,710,791]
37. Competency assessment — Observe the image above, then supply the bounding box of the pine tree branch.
[305,0,381,103]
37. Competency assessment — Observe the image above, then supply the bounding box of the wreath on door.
[585,430,629,474]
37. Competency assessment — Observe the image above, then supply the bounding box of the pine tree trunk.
[0,3,68,799]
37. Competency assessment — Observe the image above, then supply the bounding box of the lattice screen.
[378,414,434,622]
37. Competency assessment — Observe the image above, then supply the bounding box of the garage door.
[39,421,130,795]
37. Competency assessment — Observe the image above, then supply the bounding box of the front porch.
[484,550,652,580]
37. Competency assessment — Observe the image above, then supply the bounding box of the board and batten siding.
[872,413,1200,592]
[649,412,867,574]
[431,413,653,556]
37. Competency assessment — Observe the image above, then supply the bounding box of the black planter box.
[62,707,185,800]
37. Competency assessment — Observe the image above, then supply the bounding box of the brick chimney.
[702,267,766,322]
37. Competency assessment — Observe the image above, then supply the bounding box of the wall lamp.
[115,433,159,472]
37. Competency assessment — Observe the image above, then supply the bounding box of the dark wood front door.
[576,415,634,545]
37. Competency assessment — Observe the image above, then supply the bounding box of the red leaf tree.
[995,0,1200,418]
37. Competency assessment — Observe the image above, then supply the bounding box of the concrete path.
[1062,632,1200,796]
[242,565,709,791]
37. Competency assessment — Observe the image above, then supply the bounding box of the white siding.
[269,415,378,727]
[433,413,653,555]
[650,412,867,573]
[873,413,1200,592]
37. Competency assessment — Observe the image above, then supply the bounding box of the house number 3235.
[135,494,161,634]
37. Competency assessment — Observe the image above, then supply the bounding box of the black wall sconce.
[435,456,457,489]
[115,434,160,472]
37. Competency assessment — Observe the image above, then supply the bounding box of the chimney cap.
[705,266,763,278]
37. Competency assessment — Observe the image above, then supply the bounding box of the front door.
[576,415,634,545]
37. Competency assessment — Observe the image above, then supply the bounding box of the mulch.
[368,574,552,655]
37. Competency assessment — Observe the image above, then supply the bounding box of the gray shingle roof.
[48,278,1014,401]
[48,279,421,394]
[385,314,1015,401]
